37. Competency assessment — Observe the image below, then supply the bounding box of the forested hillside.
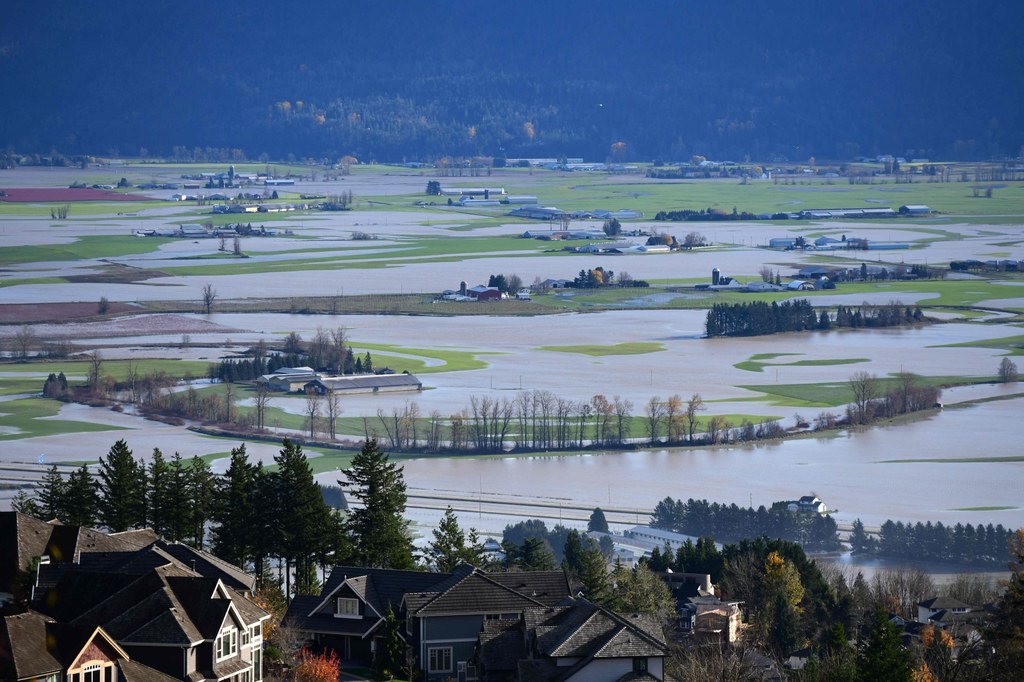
[2,0,1022,161]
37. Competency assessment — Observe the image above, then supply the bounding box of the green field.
[735,354,869,373]
[0,397,123,440]
[537,342,666,356]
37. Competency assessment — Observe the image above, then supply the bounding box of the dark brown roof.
[116,657,183,682]
[1,612,62,680]
[0,512,55,590]
[157,541,256,593]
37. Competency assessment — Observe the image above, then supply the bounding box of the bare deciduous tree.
[87,351,104,395]
[685,393,705,441]
[324,388,342,440]
[849,371,879,424]
[304,388,322,439]
[644,395,664,444]
[998,356,1019,383]
[254,382,271,431]
[13,326,37,359]
[201,283,217,314]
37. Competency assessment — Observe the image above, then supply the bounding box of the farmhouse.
[786,495,827,514]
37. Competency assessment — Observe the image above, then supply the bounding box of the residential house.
[658,572,744,644]
[1,511,159,609]
[917,597,975,625]
[0,612,180,682]
[786,496,827,514]
[284,565,572,681]
[33,562,269,682]
[477,600,668,682]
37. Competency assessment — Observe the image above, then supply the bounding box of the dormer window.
[335,597,359,618]
[216,627,238,660]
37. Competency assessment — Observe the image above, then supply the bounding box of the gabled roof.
[918,596,973,611]
[0,613,133,682]
[157,541,256,593]
[38,563,267,649]
[311,566,446,618]
[409,568,568,616]
[0,512,156,593]
[1,611,62,680]
[519,602,667,682]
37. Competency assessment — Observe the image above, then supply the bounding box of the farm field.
[1,162,1023,541]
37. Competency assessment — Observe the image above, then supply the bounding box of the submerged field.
[1,163,1022,536]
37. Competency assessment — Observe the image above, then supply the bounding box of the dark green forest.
[2,1,1023,161]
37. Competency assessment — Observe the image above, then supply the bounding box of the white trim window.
[82,665,102,682]
[216,627,238,660]
[427,647,452,674]
[335,597,360,618]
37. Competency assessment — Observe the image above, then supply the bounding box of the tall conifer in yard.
[64,464,99,528]
[211,444,257,568]
[341,439,414,569]
[273,439,334,596]
[147,448,172,537]
[98,439,145,532]
[187,456,215,549]
[38,464,67,522]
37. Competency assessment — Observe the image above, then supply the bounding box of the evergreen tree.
[164,453,192,542]
[519,536,556,571]
[856,609,913,682]
[64,464,99,527]
[429,506,481,572]
[561,530,588,579]
[588,507,610,533]
[147,448,173,538]
[375,607,407,680]
[341,439,414,569]
[187,456,215,549]
[577,541,612,606]
[613,563,677,625]
[37,464,67,521]
[11,489,41,517]
[274,439,335,595]
[769,592,801,657]
[97,439,145,531]
[210,444,258,568]
[984,530,1024,677]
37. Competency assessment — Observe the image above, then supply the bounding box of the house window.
[83,665,102,682]
[251,623,261,639]
[632,657,648,673]
[46,674,60,682]
[428,647,452,674]
[335,597,359,618]
[252,647,262,682]
[241,627,250,646]
[217,628,238,660]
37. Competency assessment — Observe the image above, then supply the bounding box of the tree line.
[646,493,1014,568]
[649,497,841,552]
[13,437,416,598]
[705,299,924,337]
[851,517,1016,567]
